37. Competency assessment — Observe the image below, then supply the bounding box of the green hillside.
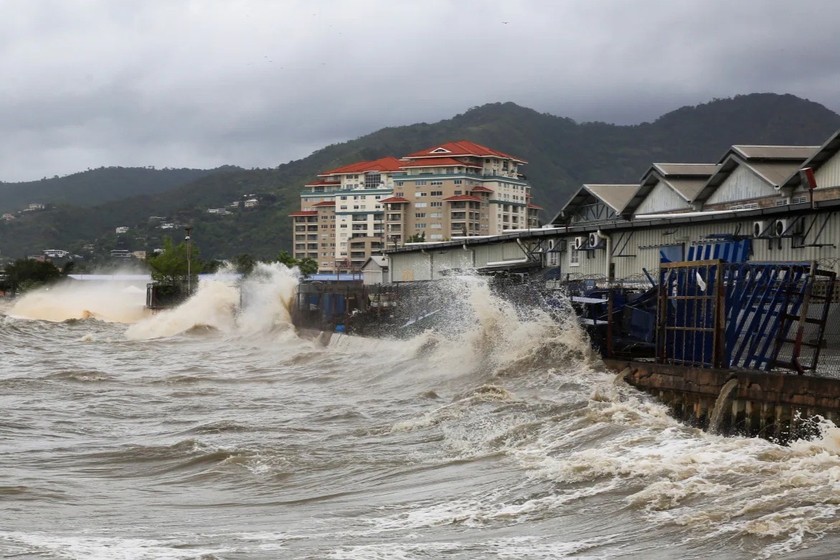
[1,93,839,263]
[0,166,238,214]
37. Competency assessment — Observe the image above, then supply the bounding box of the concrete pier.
[605,359,840,442]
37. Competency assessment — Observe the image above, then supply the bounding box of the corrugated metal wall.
[817,156,840,188]
[559,212,840,282]
[389,211,840,284]
[634,181,689,214]
[706,166,777,205]
[390,240,528,282]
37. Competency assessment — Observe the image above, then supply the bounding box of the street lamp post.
[184,226,193,294]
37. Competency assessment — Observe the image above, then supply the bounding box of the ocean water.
[3,264,840,559]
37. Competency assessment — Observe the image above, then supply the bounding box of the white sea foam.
[8,279,149,323]
[124,279,239,339]
[0,531,229,560]
[235,262,299,335]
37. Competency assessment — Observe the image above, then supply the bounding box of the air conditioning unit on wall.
[574,236,585,250]
[753,220,771,238]
[588,232,606,249]
[774,218,804,237]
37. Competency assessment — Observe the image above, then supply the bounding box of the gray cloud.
[1,0,839,182]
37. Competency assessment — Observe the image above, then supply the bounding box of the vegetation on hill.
[0,258,64,295]
[1,93,838,262]
[0,166,239,214]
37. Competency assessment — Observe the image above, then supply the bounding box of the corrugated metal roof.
[584,184,639,213]
[624,162,719,215]
[729,145,819,160]
[747,161,804,187]
[653,163,720,176]
[779,129,840,190]
[696,147,818,204]
[664,177,708,201]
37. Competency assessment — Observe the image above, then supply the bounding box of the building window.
[569,248,580,267]
[365,173,381,189]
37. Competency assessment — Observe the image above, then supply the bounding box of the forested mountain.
[0,166,238,214]
[1,93,839,262]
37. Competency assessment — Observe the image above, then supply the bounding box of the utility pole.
[184,226,193,294]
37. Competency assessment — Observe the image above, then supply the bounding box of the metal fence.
[656,261,837,376]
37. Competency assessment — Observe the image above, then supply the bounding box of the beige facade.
[292,141,541,273]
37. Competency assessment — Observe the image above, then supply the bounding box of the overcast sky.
[2,0,839,182]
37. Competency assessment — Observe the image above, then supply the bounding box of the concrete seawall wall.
[605,359,840,442]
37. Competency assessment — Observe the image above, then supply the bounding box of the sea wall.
[605,359,840,442]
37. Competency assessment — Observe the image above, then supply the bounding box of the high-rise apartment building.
[291,142,541,273]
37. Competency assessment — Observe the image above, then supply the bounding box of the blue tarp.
[686,238,751,263]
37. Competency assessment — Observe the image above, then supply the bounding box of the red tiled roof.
[399,157,482,169]
[319,156,403,176]
[380,196,410,204]
[443,195,482,202]
[289,210,318,217]
[405,141,526,163]
[313,200,336,207]
[304,179,340,187]
[470,186,494,193]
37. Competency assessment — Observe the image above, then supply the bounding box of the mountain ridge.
[1,93,838,262]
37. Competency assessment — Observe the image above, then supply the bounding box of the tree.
[233,254,256,275]
[276,250,317,277]
[1,259,62,294]
[277,250,296,268]
[146,237,203,284]
[297,257,318,276]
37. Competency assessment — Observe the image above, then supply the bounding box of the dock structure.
[609,360,840,442]
[576,256,839,442]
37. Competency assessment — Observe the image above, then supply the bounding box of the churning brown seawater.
[3,264,840,559]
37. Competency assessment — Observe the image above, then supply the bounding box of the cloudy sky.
[2,0,839,182]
